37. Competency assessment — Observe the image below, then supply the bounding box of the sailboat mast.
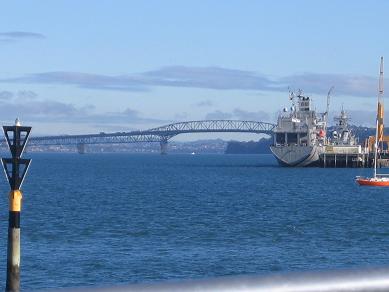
[375,57,384,177]
[374,118,379,177]
[379,57,384,101]
[378,57,385,151]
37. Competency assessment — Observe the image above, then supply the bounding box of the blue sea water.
[1,153,389,290]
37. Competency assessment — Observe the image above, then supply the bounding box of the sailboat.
[356,57,389,186]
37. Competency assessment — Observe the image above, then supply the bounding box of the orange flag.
[377,101,384,142]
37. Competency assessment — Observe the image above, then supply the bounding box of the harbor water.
[1,153,389,290]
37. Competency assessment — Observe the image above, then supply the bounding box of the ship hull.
[356,177,389,186]
[270,145,321,167]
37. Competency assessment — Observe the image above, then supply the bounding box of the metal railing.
[62,267,389,291]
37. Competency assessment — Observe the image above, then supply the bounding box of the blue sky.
[0,1,388,139]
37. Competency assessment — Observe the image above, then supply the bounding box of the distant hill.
[225,138,272,154]
[345,125,375,144]
[225,126,383,154]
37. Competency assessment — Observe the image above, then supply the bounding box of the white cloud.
[205,108,270,121]
[195,100,214,107]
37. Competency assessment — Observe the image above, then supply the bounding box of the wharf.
[319,145,365,168]
[319,145,389,168]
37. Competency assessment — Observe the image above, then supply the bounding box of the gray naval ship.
[329,108,358,146]
[270,89,330,167]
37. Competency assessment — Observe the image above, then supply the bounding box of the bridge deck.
[28,120,275,146]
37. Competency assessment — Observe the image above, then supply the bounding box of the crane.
[324,86,334,137]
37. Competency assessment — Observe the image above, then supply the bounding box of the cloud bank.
[0,66,383,98]
[205,108,270,121]
[5,72,147,91]
[0,31,46,43]
[0,98,165,128]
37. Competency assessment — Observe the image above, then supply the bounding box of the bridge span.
[28,120,275,154]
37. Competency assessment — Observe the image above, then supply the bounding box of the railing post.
[1,119,31,292]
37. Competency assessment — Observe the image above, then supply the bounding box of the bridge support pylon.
[76,143,86,154]
[160,140,168,155]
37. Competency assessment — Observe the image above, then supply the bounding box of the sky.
[1,1,389,140]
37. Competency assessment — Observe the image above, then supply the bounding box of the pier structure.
[76,143,86,154]
[319,145,367,168]
[319,145,389,168]
[159,139,168,155]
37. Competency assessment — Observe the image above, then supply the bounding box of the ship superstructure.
[330,108,357,146]
[270,90,328,166]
